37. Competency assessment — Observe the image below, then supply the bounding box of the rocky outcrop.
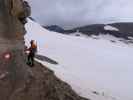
[0,0,30,39]
[0,0,88,100]
[9,61,88,100]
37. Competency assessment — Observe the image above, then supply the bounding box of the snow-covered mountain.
[25,19,133,100]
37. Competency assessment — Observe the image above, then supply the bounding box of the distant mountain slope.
[110,22,133,34]
[43,25,65,33]
[44,23,133,39]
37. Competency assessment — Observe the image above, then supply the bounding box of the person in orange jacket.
[26,40,37,67]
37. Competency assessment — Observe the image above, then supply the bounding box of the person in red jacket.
[26,40,37,67]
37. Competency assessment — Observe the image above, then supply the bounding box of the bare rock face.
[0,0,32,100]
[0,0,88,100]
[0,0,30,39]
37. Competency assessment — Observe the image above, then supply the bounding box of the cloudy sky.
[27,0,133,29]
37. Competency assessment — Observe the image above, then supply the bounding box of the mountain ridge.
[44,22,133,39]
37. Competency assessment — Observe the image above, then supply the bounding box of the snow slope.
[25,19,133,100]
[104,25,119,31]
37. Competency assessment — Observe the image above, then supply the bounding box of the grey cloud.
[27,0,133,29]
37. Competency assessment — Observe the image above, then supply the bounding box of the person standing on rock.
[26,40,37,67]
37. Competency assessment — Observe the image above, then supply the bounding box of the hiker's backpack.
[31,44,37,53]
